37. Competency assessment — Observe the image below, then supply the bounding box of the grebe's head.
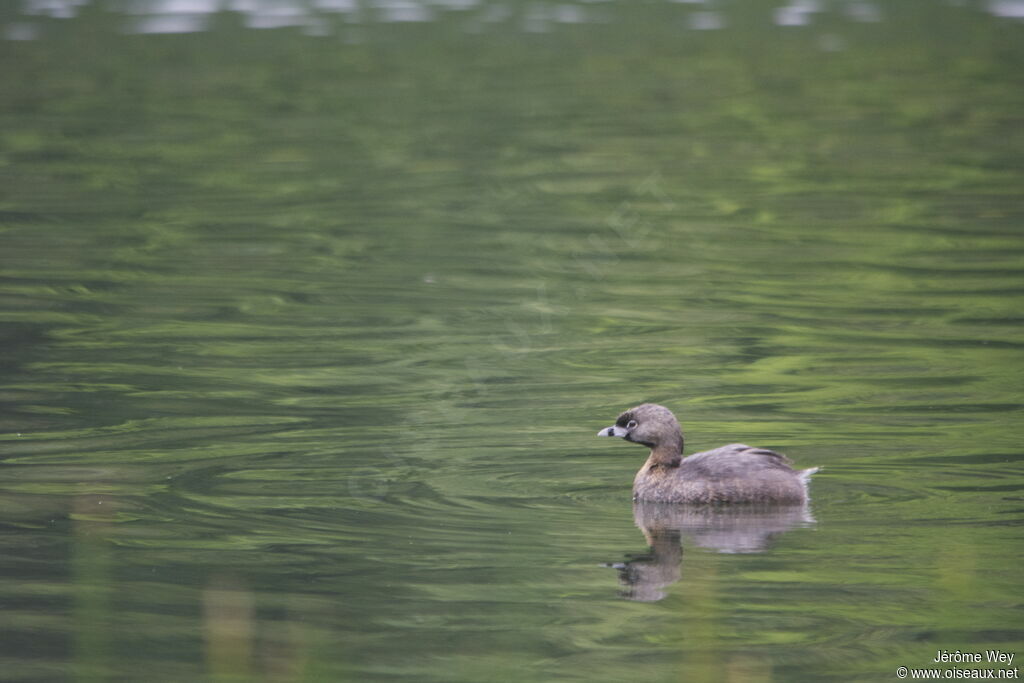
[597,403,683,452]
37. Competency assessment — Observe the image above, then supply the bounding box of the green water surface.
[1,1,1023,681]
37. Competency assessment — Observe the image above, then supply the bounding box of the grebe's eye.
[627,420,638,430]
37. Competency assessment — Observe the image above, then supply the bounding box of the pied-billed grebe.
[597,403,818,504]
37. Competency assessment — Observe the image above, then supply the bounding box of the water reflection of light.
[5,0,1024,38]
[433,0,480,8]
[120,0,215,33]
[375,1,434,23]
[689,10,724,30]
[523,4,590,32]
[314,0,359,9]
[138,0,218,12]
[23,0,89,19]
[130,14,209,34]
[552,4,587,23]
[243,4,315,29]
[845,0,881,22]
[988,0,1024,18]
[774,0,820,27]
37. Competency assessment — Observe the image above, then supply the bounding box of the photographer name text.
[935,651,1015,665]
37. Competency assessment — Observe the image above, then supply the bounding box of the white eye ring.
[627,420,638,429]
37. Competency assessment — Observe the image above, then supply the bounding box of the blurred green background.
[1,1,1022,681]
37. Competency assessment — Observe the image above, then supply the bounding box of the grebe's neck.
[644,431,683,468]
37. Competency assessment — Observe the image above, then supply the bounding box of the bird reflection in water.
[606,502,815,601]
